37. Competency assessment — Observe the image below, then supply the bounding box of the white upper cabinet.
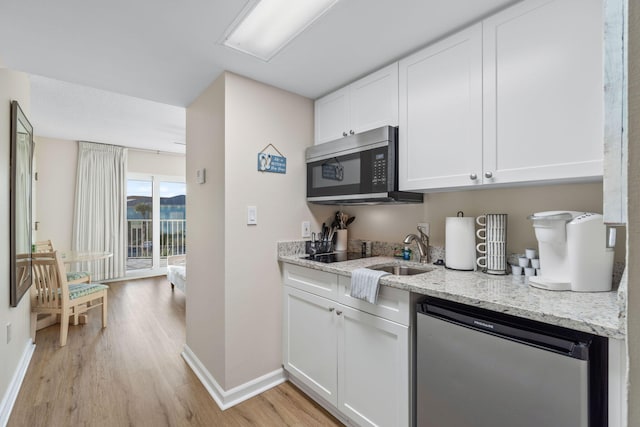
[314,87,351,145]
[482,0,604,185]
[398,0,604,192]
[399,24,483,191]
[314,63,399,144]
[602,0,627,225]
[349,63,399,135]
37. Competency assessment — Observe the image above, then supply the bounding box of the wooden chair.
[33,240,54,252]
[34,239,91,284]
[30,251,108,347]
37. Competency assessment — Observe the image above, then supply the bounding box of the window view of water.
[127,179,186,270]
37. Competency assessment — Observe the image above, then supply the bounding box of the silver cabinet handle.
[484,171,493,179]
[336,310,343,316]
[349,130,355,135]
[342,132,348,137]
[469,173,478,180]
[329,307,335,312]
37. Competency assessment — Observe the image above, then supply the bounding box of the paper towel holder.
[445,211,477,271]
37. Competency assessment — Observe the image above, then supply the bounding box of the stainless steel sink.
[370,264,433,276]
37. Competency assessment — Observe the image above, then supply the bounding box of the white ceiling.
[0,0,518,153]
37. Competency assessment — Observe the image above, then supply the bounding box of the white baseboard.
[181,345,286,411]
[0,340,35,427]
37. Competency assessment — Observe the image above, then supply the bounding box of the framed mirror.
[10,100,34,307]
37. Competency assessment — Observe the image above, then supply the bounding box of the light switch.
[247,206,257,225]
[196,168,206,184]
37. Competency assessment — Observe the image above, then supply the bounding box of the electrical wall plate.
[418,222,430,236]
[247,206,257,225]
[302,221,311,238]
[196,168,206,184]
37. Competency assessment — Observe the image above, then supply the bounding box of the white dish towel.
[350,268,391,304]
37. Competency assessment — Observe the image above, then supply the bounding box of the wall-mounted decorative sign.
[257,143,286,174]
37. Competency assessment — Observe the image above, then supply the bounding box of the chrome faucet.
[403,226,430,263]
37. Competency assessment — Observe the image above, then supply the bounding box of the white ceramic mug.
[476,242,486,254]
[476,256,487,268]
[476,228,486,240]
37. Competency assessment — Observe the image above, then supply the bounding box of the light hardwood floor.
[9,276,342,427]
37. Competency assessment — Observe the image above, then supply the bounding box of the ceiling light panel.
[223,0,339,61]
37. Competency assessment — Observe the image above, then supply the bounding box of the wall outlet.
[301,221,311,238]
[418,222,430,236]
[6,323,11,344]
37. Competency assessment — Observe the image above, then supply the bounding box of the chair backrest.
[31,251,68,308]
[16,253,31,291]
[34,240,54,253]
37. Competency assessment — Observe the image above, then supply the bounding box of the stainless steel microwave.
[305,126,423,205]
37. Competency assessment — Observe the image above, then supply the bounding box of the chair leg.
[102,293,108,328]
[30,311,37,343]
[171,282,175,290]
[60,309,69,347]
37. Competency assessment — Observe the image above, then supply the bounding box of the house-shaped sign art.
[257,143,286,174]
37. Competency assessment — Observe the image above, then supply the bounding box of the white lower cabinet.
[282,264,410,427]
[337,305,409,427]
[283,286,338,405]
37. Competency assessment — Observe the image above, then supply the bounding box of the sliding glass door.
[159,181,186,261]
[127,175,186,272]
[127,179,153,270]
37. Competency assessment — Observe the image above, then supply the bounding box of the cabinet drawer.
[282,263,339,300]
[337,275,410,326]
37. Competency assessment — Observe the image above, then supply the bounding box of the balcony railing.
[127,219,186,262]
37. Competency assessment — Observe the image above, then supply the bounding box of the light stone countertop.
[278,253,626,339]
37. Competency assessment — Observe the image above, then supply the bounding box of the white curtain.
[73,142,128,280]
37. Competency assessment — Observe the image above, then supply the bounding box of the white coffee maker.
[528,211,615,292]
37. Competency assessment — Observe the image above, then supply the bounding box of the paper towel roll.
[445,216,477,270]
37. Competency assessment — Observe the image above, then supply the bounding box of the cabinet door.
[350,63,399,134]
[603,0,627,225]
[337,305,409,427]
[483,0,604,184]
[399,24,483,191]
[283,286,338,406]
[315,87,350,144]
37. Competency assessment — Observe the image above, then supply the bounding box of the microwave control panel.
[372,152,387,186]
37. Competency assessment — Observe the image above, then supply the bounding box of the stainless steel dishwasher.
[416,297,607,427]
